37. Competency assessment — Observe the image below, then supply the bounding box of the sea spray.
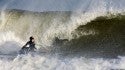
[0,54,125,70]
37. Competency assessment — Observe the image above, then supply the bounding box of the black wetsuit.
[22,41,36,52]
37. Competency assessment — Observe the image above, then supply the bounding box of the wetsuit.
[23,41,36,52]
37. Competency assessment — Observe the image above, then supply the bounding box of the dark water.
[52,14,125,58]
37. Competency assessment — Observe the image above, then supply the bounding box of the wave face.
[55,15,125,58]
[0,9,125,70]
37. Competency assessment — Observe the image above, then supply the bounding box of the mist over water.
[0,0,125,70]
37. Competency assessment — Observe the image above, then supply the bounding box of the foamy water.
[0,54,125,70]
[0,31,124,70]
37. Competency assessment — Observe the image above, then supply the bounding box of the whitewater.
[0,0,125,70]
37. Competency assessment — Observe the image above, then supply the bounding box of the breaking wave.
[0,9,125,70]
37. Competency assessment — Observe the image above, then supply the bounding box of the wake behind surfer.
[21,36,37,53]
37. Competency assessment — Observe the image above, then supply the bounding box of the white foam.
[0,54,125,70]
[0,31,23,54]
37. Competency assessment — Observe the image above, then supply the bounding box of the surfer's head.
[29,36,34,41]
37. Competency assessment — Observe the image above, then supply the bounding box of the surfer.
[21,36,37,53]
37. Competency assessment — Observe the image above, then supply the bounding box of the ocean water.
[0,0,125,70]
[0,9,124,70]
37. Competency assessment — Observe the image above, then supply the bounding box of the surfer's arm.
[21,42,28,49]
[23,42,29,48]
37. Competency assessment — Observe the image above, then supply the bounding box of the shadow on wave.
[52,14,125,58]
